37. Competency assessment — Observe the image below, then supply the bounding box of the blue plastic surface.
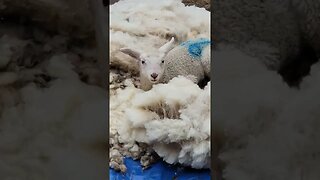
[180,38,211,58]
[110,157,211,180]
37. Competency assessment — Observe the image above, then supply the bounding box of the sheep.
[120,37,211,91]
[161,38,211,84]
[213,0,320,86]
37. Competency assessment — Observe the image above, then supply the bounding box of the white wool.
[0,72,18,85]
[154,143,181,164]
[145,118,191,143]
[110,0,210,72]
[229,63,320,180]
[125,108,160,127]
[0,35,27,68]
[110,76,210,168]
[213,0,303,70]
[110,0,209,40]
[160,81,210,168]
[110,85,143,143]
[214,44,320,179]
[45,54,79,80]
[213,44,293,143]
[221,84,320,180]
[109,0,211,171]
[132,76,201,107]
[0,49,107,179]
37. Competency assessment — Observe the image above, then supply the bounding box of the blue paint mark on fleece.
[180,38,211,59]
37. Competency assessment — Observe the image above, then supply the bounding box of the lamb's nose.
[151,73,158,79]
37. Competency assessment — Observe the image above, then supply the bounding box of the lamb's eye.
[161,60,164,63]
[141,60,145,64]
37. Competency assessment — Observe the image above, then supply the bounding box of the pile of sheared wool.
[1,0,94,39]
[110,76,210,171]
[0,33,107,179]
[109,71,157,172]
[109,0,211,171]
[110,0,210,73]
[214,43,320,180]
[220,64,320,180]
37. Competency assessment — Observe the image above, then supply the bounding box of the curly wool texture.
[212,1,320,178]
[213,43,320,180]
[0,28,107,179]
[109,76,160,172]
[110,0,210,73]
[213,0,302,70]
[161,39,211,84]
[109,0,210,171]
[213,44,293,179]
[220,64,320,180]
[213,44,293,141]
[1,0,94,39]
[213,0,320,72]
[110,76,210,169]
[291,0,320,56]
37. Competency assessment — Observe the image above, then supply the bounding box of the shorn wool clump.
[0,32,107,179]
[213,42,320,179]
[110,76,210,171]
[109,0,211,172]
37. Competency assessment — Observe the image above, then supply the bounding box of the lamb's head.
[120,37,175,84]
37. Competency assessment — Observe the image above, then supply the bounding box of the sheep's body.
[140,38,211,91]
[200,42,211,77]
[162,38,211,83]
[213,0,320,71]
[292,0,320,57]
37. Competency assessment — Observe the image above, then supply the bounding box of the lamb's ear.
[159,37,175,54]
[119,48,141,60]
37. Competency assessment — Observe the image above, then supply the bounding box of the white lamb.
[120,37,211,91]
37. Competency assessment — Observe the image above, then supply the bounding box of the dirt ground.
[109,0,211,11]
[182,0,210,11]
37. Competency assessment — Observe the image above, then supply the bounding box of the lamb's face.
[119,37,175,84]
[139,53,166,83]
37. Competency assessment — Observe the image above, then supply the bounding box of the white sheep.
[213,0,320,86]
[120,37,211,91]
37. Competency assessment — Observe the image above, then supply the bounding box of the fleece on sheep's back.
[109,0,211,173]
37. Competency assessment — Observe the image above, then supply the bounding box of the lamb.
[120,37,211,91]
[213,0,320,86]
